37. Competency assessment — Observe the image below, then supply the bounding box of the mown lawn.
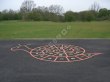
[0,21,110,39]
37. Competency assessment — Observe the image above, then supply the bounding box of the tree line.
[0,0,110,22]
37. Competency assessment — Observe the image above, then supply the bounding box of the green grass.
[0,20,110,39]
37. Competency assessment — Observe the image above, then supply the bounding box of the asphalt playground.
[0,39,110,82]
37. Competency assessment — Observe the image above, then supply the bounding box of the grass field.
[0,21,110,39]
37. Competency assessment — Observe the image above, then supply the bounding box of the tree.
[64,11,77,22]
[1,10,9,20]
[99,8,108,17]
[0,12,2,21]
[48,5,64,15]
[90,2,100,12]
[108,10,110,15]
[20,0,36,13]
[8,9,16,20]
[98,8,109,20]
[37,6,49,12]
[20,0,36,20]
[28,8,43,21]
[108,10,110,20]
[79,11,95,21]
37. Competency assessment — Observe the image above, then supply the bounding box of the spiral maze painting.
[11,44,102,62]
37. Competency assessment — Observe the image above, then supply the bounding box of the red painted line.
[11,44,102,63]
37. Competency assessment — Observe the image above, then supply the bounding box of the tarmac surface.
[0,39,110,82]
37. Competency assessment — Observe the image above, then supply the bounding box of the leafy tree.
[28,9,43,21]
[79,11,95,21]
[108,10,110,20]
[35,6,49,21]
[0,12,2,21]
[64,11,77,22]
[98,8,109,20]
[1,10,9,20]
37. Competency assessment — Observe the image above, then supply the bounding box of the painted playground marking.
[11,44,102,62]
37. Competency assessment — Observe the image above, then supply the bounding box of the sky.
[0,0,110,12]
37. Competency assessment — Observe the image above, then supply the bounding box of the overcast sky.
[0,0,110,12]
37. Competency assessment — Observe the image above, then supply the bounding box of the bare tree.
[20,0,36,20]
[20,0,36,13]
[37,6,49,12]
[90,2,100,12]
[48,5,64,15]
